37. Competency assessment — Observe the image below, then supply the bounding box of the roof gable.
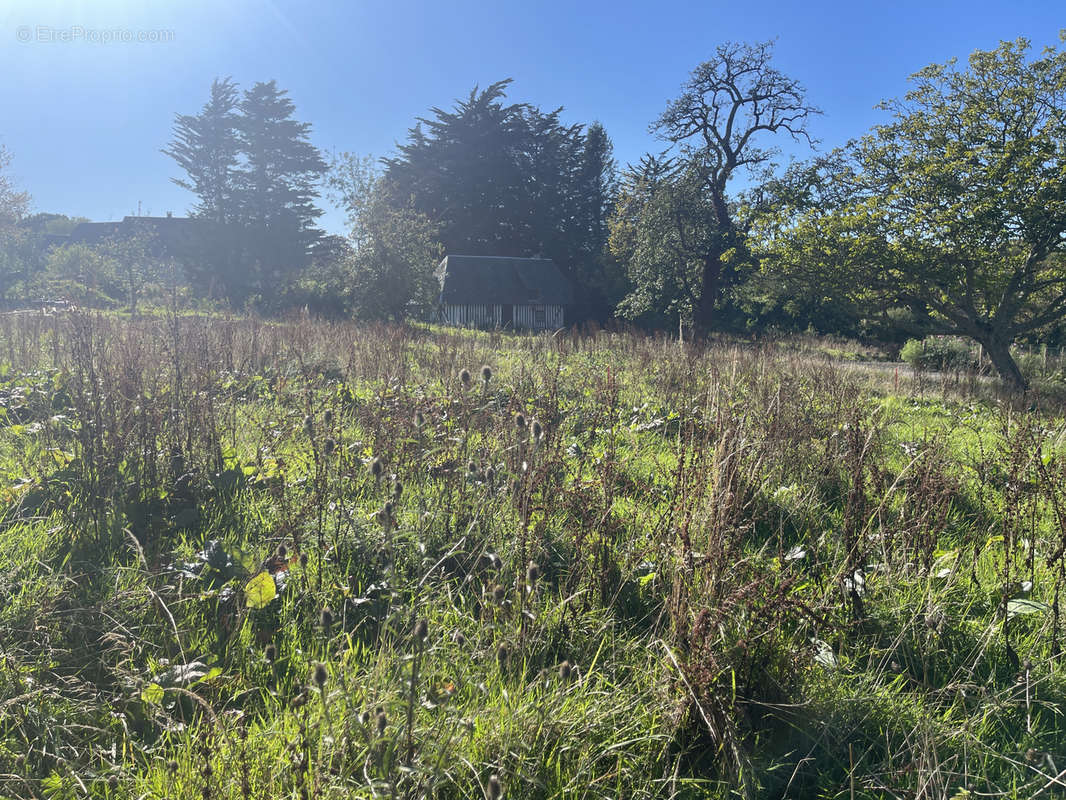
[437,255,574,306]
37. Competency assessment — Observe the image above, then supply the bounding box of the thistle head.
[558,660,572,682]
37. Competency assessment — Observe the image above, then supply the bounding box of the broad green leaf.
[141,682,164,704]
[245,570,277,609]
[1007,599,1048,620]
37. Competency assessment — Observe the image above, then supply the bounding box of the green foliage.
[164,78,328,308]
[760,36,1066,389]
[615,41,819,332]
[0,315,1065,797]
[900,336,978,372]
[381,80,622,320]
[318,155,441,320]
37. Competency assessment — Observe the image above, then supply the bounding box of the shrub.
[900,336,976,372]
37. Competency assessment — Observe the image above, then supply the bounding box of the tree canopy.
[760,36,1066,389]
[163,79,327,307]
[381,80,620,319]
[613,41,819,334]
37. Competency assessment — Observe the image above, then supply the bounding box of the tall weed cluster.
[0,313,1064,798]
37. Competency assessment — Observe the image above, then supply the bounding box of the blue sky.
[1,0,1062,235]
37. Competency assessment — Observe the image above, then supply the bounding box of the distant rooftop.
[436,255,574,306]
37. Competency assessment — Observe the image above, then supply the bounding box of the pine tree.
[162,78,241,224]
[235,80,327,297]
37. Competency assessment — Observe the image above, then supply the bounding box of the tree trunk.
[980,335,1029,392]
[693,255,722,337]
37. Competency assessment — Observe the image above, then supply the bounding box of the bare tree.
[653,41,819,333]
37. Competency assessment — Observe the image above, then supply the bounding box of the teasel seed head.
[488,773,502,799]
[467,460,479,477]
[276,543,288,560]
[496,643,509,667]
[392,479,403,499]
[299,551,309,569]
[531,420,543,441]
[514,412,526,430]
[452,629,467,647]
[167,759,178,772]
[414,410,425,429]
[370,457,383,479]
[358,710,370,725]
[459,368,472,387]
[320,606,334,634]
[481,365,493,383]
[383,500,394,518]
[312,662,328,689]
[303,415,314,435]
[558,660,572,682]
[323,408,333,426]
[108,775,119,789]
[413,618,429,642]
[526,560,540,586]
[375,708,387,735]
[492,583,506,604]
[264,643,277,663]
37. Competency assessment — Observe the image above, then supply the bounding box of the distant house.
[436,255,574,330]
[68,214,212,256]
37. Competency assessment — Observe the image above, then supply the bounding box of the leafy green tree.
[322,154,440,320]
[35,243,120,306]
[610,155,719,331]
[761,37,1066,390]
[20,213,90,236]
[162,78,241,224]
[0,145,32,300]
[626,41,819,334]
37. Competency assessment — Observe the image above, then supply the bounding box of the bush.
[900,336,977,372]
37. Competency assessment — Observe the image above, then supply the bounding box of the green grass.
[1,312,1066,798]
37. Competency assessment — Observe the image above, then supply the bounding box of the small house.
[436,255,574,330]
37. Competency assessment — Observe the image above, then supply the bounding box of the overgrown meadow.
[2,313,1066,799]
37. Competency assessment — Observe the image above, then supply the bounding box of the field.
[2,312,1066,799]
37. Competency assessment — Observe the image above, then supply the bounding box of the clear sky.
[1,0,1062,235]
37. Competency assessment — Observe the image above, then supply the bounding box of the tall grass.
[0,311,1064,798]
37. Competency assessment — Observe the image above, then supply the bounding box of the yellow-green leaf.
[245,571,277,609]
[141,682,164,704]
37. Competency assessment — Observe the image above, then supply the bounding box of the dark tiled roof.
[436,255,574,306]
[69,216,211,245]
